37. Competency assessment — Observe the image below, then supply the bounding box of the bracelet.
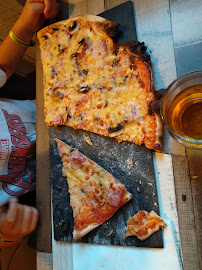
[0,231,18,243]
[0,234,15,242]
[9,29,35,48]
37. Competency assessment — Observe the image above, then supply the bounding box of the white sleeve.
[0,69,7,88]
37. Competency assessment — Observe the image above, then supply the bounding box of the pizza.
[55,138,132,240]
[37,14,163,151]
[124,210,166,240]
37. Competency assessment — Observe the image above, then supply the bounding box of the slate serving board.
[50,1,164,248]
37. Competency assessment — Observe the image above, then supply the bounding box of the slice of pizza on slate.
[124,210,167,240]
[55,138,132,240]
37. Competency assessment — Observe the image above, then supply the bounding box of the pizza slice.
[124,210,166,240]
[37,15,163,151]
[55,138,132,240]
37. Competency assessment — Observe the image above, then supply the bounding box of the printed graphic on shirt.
[0,109,33,196]
[0,139,9,160]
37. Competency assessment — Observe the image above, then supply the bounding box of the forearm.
[0,19,34,78]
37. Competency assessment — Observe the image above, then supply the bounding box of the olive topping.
[79,38,85,45]
[71,53,80,59]
[104,100,108,108]
[77,86,91,93]
[65,107,72,119]
[82,69,88,75]
[48,88,64,99]
[42,33,52,40]
[148,101,154,115]
[68,20,80,34]
[55,91,64,99]
[69,20,77,31]
[53,27,59,31]
[112,58,118,67]
[108,123,123,133]
[42,35,48,40]
[51,67,57,74]
[58,44,66,53]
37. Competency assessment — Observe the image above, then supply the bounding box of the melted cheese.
[62,153,121,205]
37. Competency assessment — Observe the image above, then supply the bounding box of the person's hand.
[0,198,38,242]
[16,0,59,37]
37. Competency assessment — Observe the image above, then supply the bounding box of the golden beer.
[166,84,202,140]
[161,71,202,148]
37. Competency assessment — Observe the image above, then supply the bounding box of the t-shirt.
[0,69,36,205]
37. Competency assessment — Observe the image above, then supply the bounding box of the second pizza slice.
[55,139,132,240]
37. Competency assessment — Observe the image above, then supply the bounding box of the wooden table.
[36,1,202,269]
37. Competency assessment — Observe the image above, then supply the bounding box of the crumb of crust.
[84,136,93,146]
[126,159,133,169]
[107,229,115,236]
[154,202,158,206]
[128,172,131,175]
[148,182,153,186]
[139,180,142,184]
[137,187,141,193]
[100,151,103,154]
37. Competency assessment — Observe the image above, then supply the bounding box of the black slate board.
[50,1,164,248]
[99,1,137,43]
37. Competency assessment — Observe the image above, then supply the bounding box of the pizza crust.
[37,14,119,41]
[73,223,103,241]
[116,42,163,151]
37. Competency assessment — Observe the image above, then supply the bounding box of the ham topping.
[108,186,124,207]
[53,113,64,126]
[53,80,64,89]
[69,150,86,169]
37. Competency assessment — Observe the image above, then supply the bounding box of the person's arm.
[0,0,59,79]
[0,198,38,247]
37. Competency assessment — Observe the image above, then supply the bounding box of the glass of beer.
[161,71,202,148]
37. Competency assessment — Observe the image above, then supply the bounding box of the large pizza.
[37,14,163,151]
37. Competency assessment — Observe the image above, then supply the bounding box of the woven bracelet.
[9,29,35,48]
